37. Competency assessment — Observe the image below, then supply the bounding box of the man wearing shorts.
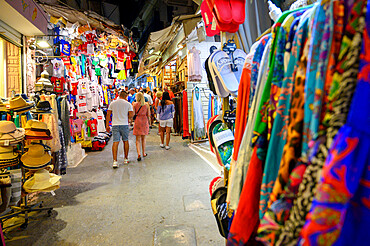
[106,91,134,168]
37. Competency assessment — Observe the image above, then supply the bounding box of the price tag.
[3,140,9,146]
[50,191,56,196]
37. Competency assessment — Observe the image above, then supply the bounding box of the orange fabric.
[232,65,252,161]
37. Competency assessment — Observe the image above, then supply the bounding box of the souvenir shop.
[193,0,370,245]
[0,0,138,233]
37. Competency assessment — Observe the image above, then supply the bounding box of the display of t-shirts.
[51,59,65,78]
[87,119,98,137]
[76,95,87,113]
[188,47,202,81]
[50,77,65,93]
[96,110,106,133]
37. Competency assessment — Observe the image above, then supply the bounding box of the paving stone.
[154,225,196,246]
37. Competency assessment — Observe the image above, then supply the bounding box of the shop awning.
[39,3,124,36]
[0,0,49,36]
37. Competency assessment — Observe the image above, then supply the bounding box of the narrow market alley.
[4,128,225,246]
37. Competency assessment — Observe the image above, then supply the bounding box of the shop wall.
[186,40,220,136]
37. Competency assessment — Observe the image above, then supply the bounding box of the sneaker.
[165,146,171,150]
[112,161,118,168]
[160,144,165,148]
[124,159,129,164]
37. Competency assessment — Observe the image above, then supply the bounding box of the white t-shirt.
[144,93,153,105]
[51,59,64,78]
[96,110,106,133]
[77,95,87,113]
[108,98,133,126]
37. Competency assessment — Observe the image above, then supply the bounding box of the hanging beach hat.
[8,96,34,111]
[23,169,61,193]
[21,144,51,169]
[0,121,25,142]
[31,101,52,114]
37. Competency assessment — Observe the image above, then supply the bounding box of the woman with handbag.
[132,92,150,161]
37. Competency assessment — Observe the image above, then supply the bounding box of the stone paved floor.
[4,128,224,246]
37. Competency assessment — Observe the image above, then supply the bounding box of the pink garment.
[132,102,149,136]
[39,114,61,152]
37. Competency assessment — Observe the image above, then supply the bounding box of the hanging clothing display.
[191,88,205,139]
[188,47,202,81]
[223,1,370,245]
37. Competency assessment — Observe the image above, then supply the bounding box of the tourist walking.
[132,92,150,161]
[106,90,134,168]
[157,91,175,150]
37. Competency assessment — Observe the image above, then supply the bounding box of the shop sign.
[5,0,48,34]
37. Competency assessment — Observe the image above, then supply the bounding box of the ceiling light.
[36,40,50,48]
[178,44,184,49]
[179,50,183,56]
[148,48,154,54]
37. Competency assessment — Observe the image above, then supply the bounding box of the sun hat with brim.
[24,119,39,130]
[31,101,52,113]
[27,121,50,132]
[23,169,61,192]
[0,146,19,160]
[24,182,60,193]
[21,144,51,167]
[25,130,52,139]
[22,160,51,170]
[0,122,25,141]
[8,96,34,110]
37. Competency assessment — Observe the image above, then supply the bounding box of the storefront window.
[0,37,22,98]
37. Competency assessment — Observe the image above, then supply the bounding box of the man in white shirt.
[143,88,153,105]
[106,91,134,168]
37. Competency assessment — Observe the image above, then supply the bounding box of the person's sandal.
[143,153,148,157]
[137,156,141,161]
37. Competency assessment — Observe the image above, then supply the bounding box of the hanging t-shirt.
[73,118,84,135]
[78,78,88,95]
[87,43,94,55]
[99,54,108,67]
[87,119,98,137]
[51,59,65,78]
[60,40,71,56]
[96,110,106,133]
[70,79,78,95]
[77,95,87,113]
[89,83,100,108]
[101,67,110,84]
[51,77,65,93]
[117,51,125,70]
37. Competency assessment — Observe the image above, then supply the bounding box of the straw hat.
[24,119,39,130]
[21,145,51,168]
[0,146,19,160]
[35,70,53,89]
[23,169,61,193]
[8,96,34,110]
[0,121,25,141]
[0,100,7,111]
